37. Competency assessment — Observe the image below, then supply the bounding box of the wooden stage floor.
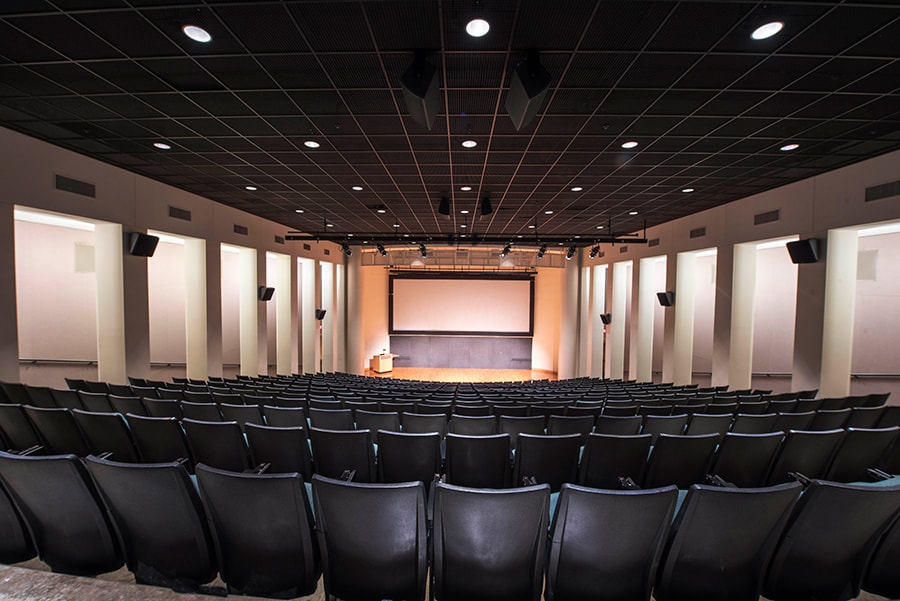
[365,367,556,383]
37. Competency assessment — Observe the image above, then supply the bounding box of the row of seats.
[3,397,899,491]
[1,450,899,601]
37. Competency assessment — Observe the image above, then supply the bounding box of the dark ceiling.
[1,1,899,246]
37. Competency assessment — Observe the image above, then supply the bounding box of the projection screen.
[390,274,534,336]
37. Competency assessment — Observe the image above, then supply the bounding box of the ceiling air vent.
[55,174,95,198]
[648,238,660,247]
[690,227,706,239]
[303,243,311,251]
[274,235,285,245]
[234,224,248,235]
[619,246,628,254]
[866,179,900,202]
[754,209,780,226]
[168,206,192,221]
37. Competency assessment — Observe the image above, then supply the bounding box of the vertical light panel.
[94,223,127,383]
[0,204,18,381]
[269,252,292,376]
[335,263,345,373]
[578,266,592,377]
[820,229,859,397]
[184,237,208,380]
[238,247,258,376]
[673,252,697,385]
[346,252,365,375]
[635,257,659,382]
[558,258,580,380]
[729,243,757,390]
[590,265,607,378]
[321,262,335,372]
[609,261,630,379]
[299,258,316,374]
[711,246,732,387]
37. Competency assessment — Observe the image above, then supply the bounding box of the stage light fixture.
[419,243,427,258]
[537,244,547,259]
[589,246,600,259]
[376,244,387,256]
[341,243,352,257]
[499,244,511,258]
[565,245,577,260]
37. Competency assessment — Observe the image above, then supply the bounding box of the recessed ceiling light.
[325,223,333,227]
[596,225,604,229]
[466,18,490,37]
[153,142,171,150]
[461,140,478,148]
[517,235,523,238]
[544,210,553,215]
[245,185,257,191]
[682,188,694,193]
[621,141,638,149]
[780,143,799,151]
[295,209,304,213]
[376,209,386,214]
[629,211,639,216]
[751,21,784,40]
[182,25,212,43]
[393,223,401,228]
[460,186,472,191]
[460,224,467,228]
[528,225,536,229]
[352,186,363,191]
[304,140,320,149]
[403,233,410,237]
[571,186,583,192]
[460,210,470,214]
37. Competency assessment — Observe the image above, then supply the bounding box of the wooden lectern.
[370,353,398,374]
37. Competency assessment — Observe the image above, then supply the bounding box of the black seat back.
[578,433,652,489]
[72,410,140,462]
[512,433,581,491]
[444,433,511,489]
[23,406,91,455]
[766,428,844,485]
[642,433,719,489]
[245,423,312,478]
[126,414,192,465]
[377,430,442,486]
[309,427,376,482]
[824,427,900,483]
[0,404,42,451]
[711,432,784,488]
[182,419,251,472]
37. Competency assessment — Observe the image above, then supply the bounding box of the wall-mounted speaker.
[315,308,327,320]
[258,286,275,301]
[400,52,440,131]
[600,313,612,325]
[657,291,675,307]
[127,232,159,257]
[506,50,552,131]
[786,238,820,264]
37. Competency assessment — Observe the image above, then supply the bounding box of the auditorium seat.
[219,403,265,431]
[655,482,802,601]
[85,456,217,591]
[309,427,376,482]
[313,475,425,601]
[23,385,56,408]
[76,390,114,413]
[845,406,885,429]
[308,407,354,430]
[808,408,851,431]
[401,411,449,436]
[545,483,676,601]
[0,382,32,405]
[355,409,401,441]
[710,432,784,488]
[377,430,442,486]
[823,427,900,483]
[432,481,549,601]
[23,406,91,456]
[450,403,492,417]
[182,419,252,472]
[245,423,312,478]
[72,409,140,462]
[0,451,123,576]
[546,414,594,443]
[766,429,844,485]
[594,414,642,435]
[684,413,732,440]
[107,394,146,417]
[730,412,779,434]
[182,390,214,404]
[578,433,652,489]
[0,404,42,452]
[499,415,545,450]
[49,388,83,411]
[262,405,307,427]
[444,433,511,488]
[763,480,900,601]
[450,414,498,435]
[0,480,35,564]
[126,414,192,466]
[512,433,581,491]
[642,433,719,489]
[180,401,223,422]
[142,398,184,419]
[863,482,900,599]
[198,465,320,599]
[771,410,816,433]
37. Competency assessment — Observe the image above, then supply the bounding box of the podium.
[370,353,398,374]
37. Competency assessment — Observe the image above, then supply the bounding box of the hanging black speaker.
[400,52,440,130]
[127,232,159,257]
[315,308,327,320]
[600,313,612,325]
[506,50,552,131]
[657,291,675,307]
[786,239,820,264]
[258,286,275,301]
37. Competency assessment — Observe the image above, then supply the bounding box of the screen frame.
[388,272,535,337]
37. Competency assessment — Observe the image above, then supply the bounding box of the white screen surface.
[391,277,532,334]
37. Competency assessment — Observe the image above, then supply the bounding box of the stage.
[365,367,556,383]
